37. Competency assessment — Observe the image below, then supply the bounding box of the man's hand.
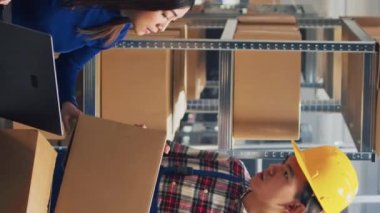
[61,101,82,133]
[163,143,170,154]
[0,0,11,5]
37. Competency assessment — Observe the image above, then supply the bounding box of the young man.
[156,141,358,213]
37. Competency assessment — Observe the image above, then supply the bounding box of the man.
[155,141,358,213]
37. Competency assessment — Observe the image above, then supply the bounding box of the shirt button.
[203,189,208,194]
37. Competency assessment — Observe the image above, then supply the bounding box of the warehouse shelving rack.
[82,10,377,161]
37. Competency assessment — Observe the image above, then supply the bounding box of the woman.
[1,0,194,131]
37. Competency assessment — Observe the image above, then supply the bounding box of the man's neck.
[242,191,285,213]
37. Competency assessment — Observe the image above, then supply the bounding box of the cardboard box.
[342,17,380,152]
[237,24,299,32]
[233,24,301,140]
[248,0,280,6]
[238,14,297,25]
[0,129,57,213]
[13,122,65,141]
[55,115,166,213]
[100,27,187,140]
[350,17,380,154]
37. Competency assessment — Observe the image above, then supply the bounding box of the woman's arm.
[55,45,102,131]
[55,45,102,107]
[56,24,129,131]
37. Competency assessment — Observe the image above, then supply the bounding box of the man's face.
[131,7,190,36]
[250,156,307,205]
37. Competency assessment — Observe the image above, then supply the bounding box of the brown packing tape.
[233,26,301,140]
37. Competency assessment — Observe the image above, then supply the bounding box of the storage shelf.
[84,12,377,161]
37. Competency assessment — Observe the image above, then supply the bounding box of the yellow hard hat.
[291,141,358,213]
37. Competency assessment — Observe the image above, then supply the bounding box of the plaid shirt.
[154,142,251,213]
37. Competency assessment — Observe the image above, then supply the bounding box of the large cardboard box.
[233,22,301,140]
[55,115,166,213]
[0,129,57,213]
[341,23,366,151]
[100,26,187,140]
[342,17,380,152]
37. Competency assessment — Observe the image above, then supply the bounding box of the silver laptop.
[0,21,63,135]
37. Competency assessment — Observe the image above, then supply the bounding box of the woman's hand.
[0,0,11,5]
[61,101,82,133]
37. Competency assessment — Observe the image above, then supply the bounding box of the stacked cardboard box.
[0,129,56,213]
[343,17,380,154]
[100,24,188,140]
[233,15,301,140]
[2,115,169,213]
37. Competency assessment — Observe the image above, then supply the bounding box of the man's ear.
[283,200,306,213]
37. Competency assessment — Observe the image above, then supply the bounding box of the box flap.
[56,115,166,213]
[13,121,65,141]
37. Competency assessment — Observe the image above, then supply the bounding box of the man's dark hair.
[299,184,323,213]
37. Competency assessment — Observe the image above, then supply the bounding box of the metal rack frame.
[84,17,377,161]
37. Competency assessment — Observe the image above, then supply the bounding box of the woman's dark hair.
[63,0,195,45]
[63,0,195,10]
[299,184,323,213]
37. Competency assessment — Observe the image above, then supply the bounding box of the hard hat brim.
[291,141,314,192]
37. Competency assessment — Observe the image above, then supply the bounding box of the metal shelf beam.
[116,39,375,52]
[227,150,375,161]
[187,99,342,113]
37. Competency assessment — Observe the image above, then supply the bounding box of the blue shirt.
[12,0,130,105]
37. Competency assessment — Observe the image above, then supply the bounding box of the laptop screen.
[0,21,63,135]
